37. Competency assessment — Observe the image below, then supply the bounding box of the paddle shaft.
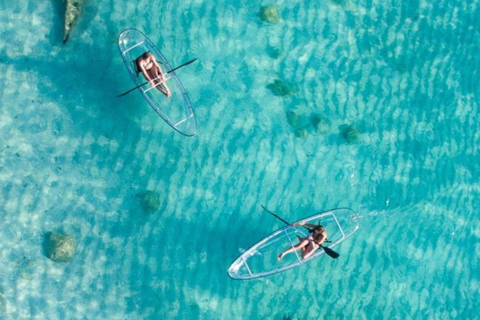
[117,58,198,98]
[261,205,290,225]
[261,205,340,259]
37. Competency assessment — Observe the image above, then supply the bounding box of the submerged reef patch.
[266,45,281,59]
[267,79,299,96]
[294,128,309,138]
[259,5,281,24]
[286,110,300,128]
[62,0,84,44]
[139,190,162,214]
[286,110,331,138]
[44,232,76,263]
[310,113,331,133]
[339,124,359,144]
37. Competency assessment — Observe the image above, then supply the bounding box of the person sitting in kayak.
[136,52,171,98]
[277,222,327,261]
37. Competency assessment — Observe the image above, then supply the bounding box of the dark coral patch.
[267,79,298,96]
[260,5,280,24]
[339,124,359,144]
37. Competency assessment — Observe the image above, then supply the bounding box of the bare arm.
[150,55,164,77]
[292,221,319,229]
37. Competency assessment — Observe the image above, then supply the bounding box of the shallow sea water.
[1,0,480,319]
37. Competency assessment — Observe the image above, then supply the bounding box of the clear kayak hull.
[228,208,360,280]
[118,28,197,136]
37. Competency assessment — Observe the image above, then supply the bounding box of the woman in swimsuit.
[136,52,171,98]
[277,222,327,261]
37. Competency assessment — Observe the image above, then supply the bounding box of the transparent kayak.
[228,208,360,280]
[118,28,197,137]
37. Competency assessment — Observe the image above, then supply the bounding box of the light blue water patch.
[1,0,480,318]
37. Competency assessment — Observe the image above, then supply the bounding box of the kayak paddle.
[261,205,340,259]
[117,58,198,98]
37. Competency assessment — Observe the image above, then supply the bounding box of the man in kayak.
[277,222,327,261]
[136,52,171,98]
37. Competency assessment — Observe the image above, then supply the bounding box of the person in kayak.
[277,222,327,261]
[136,52,171,98]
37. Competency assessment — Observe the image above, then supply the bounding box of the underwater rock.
[140,190,161,214]
[286,110,316,138]
[45,232,76,263]
[63,0,84,44]
[310,113,331,133]
[266,45,281,59]
[286,111,300,128]
[260,5,280,24]
[267,79,298,96]
[339,124,359,144]
[294,128,308,138]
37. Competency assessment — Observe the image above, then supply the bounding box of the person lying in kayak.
[277,222,327,261]
[136,52,171,98]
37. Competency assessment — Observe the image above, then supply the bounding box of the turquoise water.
[1,0,479,318]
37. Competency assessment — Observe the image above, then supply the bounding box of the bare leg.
[297,236,308,254]
[158,82,171,98]
[152,69,171,98]
[302,243,319,259]
[278,239,309,261]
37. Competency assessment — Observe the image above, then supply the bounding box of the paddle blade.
[321,246,340,259]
